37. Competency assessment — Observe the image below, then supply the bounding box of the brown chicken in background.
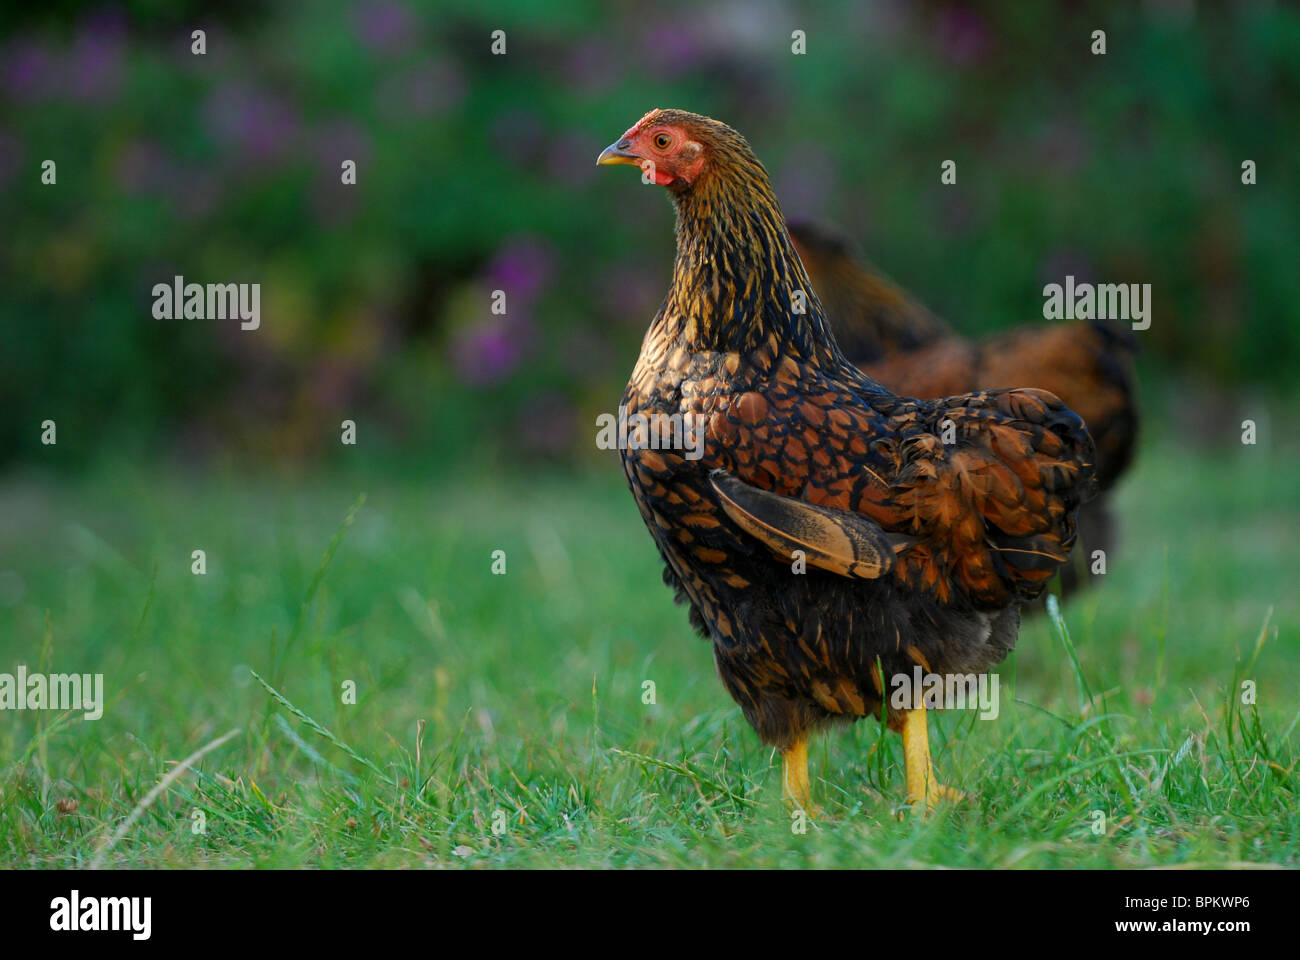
[599,109,1097,813]
[788,220,1138,597]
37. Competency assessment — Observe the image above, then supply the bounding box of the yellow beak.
[596,140,642,166]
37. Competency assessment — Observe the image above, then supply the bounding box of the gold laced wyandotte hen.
[788,219,1138,598]
[598,109,1097,813]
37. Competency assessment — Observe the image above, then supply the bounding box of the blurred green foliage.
[2,0,1297,469]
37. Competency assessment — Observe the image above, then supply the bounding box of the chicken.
[789,219,1138,596]
[598,109,1096,813]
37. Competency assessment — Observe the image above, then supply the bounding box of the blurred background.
[2,0,1297,474]
[1,1,1298,869]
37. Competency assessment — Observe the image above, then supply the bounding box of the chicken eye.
[654,133,672,150]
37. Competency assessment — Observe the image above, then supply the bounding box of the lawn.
[1,423,1297,868]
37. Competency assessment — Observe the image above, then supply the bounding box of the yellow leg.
[900,703,964,811]
[781,736,822,816]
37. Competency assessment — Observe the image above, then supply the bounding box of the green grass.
[0,433,1297,868]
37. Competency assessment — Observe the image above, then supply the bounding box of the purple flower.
[932,7,992,66]
[486,237,556,305]
[449,313,534,386]
[354,1,418,57]
[67,8,127,103]
[204,81,302,165]
[2,37,59,103]
[641,25,703,75]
